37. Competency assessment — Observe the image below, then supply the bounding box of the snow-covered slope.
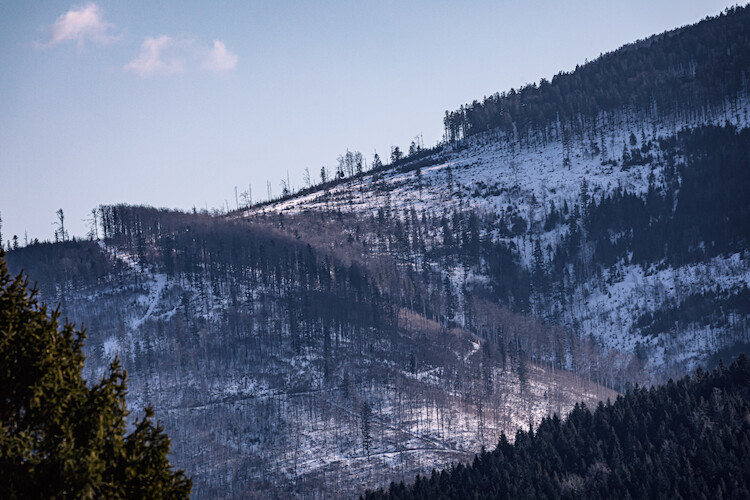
[40,241,615,499]
[252,99,750,379]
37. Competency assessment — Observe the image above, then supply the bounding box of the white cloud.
[125,37,237,76]
[38,4,237,78]
[124,36,184,76]
[41,3,118,47]
[202,40,238,72]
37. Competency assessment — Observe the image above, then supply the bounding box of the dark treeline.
[444,6,750,143]
[549,125,750,272]
[97,204,394,337]
[636,287,750,339]
[259,203,639,391]
[6,240,111,286]
[94,200,638,391]
[516,125,750,343]
[364,354,750,500]
[5,240,120,301]
[586,126,750,267]
[8,205,400,395]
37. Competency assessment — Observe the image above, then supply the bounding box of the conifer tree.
[0,250,191,499]
[372,153,383,171]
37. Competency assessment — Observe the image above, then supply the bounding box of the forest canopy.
[364,354,750,499]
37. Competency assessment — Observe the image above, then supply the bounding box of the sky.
[0,0,743,244]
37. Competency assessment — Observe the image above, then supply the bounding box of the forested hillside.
[442,5,750,142]
[7,206,617,498]
[363,354,750,499]
[261,6,750,382]
[5,5,750,498]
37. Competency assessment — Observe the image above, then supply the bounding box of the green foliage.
[0,250,191,499]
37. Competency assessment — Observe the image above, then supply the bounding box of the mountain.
[257,6,750,382]
[7,209,616,498]
[6,5,750,498]
[260,120,750,382]
[363,354,750,499]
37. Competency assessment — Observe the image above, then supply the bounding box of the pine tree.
[390,146,403,164]
[0,250,191,498]
[372,153,383,171]
[364,355,750,499]
[532,239,546,295]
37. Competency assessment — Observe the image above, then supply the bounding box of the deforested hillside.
[363,354,750,500]
[254,6,750,382]
[6,207,617,498]
[256,122,750,381]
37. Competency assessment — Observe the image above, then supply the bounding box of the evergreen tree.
[390,146,403,164]
[0,250,191,499]
[532,239,546,294]
[372,153,383,171]
[363,354,750,500]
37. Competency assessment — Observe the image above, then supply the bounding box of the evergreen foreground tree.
[0,250,191,498]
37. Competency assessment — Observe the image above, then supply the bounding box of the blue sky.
[0,1,742,243]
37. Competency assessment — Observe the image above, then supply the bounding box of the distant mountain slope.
[6,208,617,499]
[363,354,750,500]
[6,5,750,499]
[442,4,750,141]
[255,111,750,379]
[255,12,750,378]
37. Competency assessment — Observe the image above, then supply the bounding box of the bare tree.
[54,209,67,242]
[303,168,311,188]
[84,208,99,240]
[361,401,373,459]
[240,185,253,208]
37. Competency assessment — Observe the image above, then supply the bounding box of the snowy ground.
[571,253,750,374]
[58,97,749,497]
[252,99,750,378]
[71,245,615,498]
